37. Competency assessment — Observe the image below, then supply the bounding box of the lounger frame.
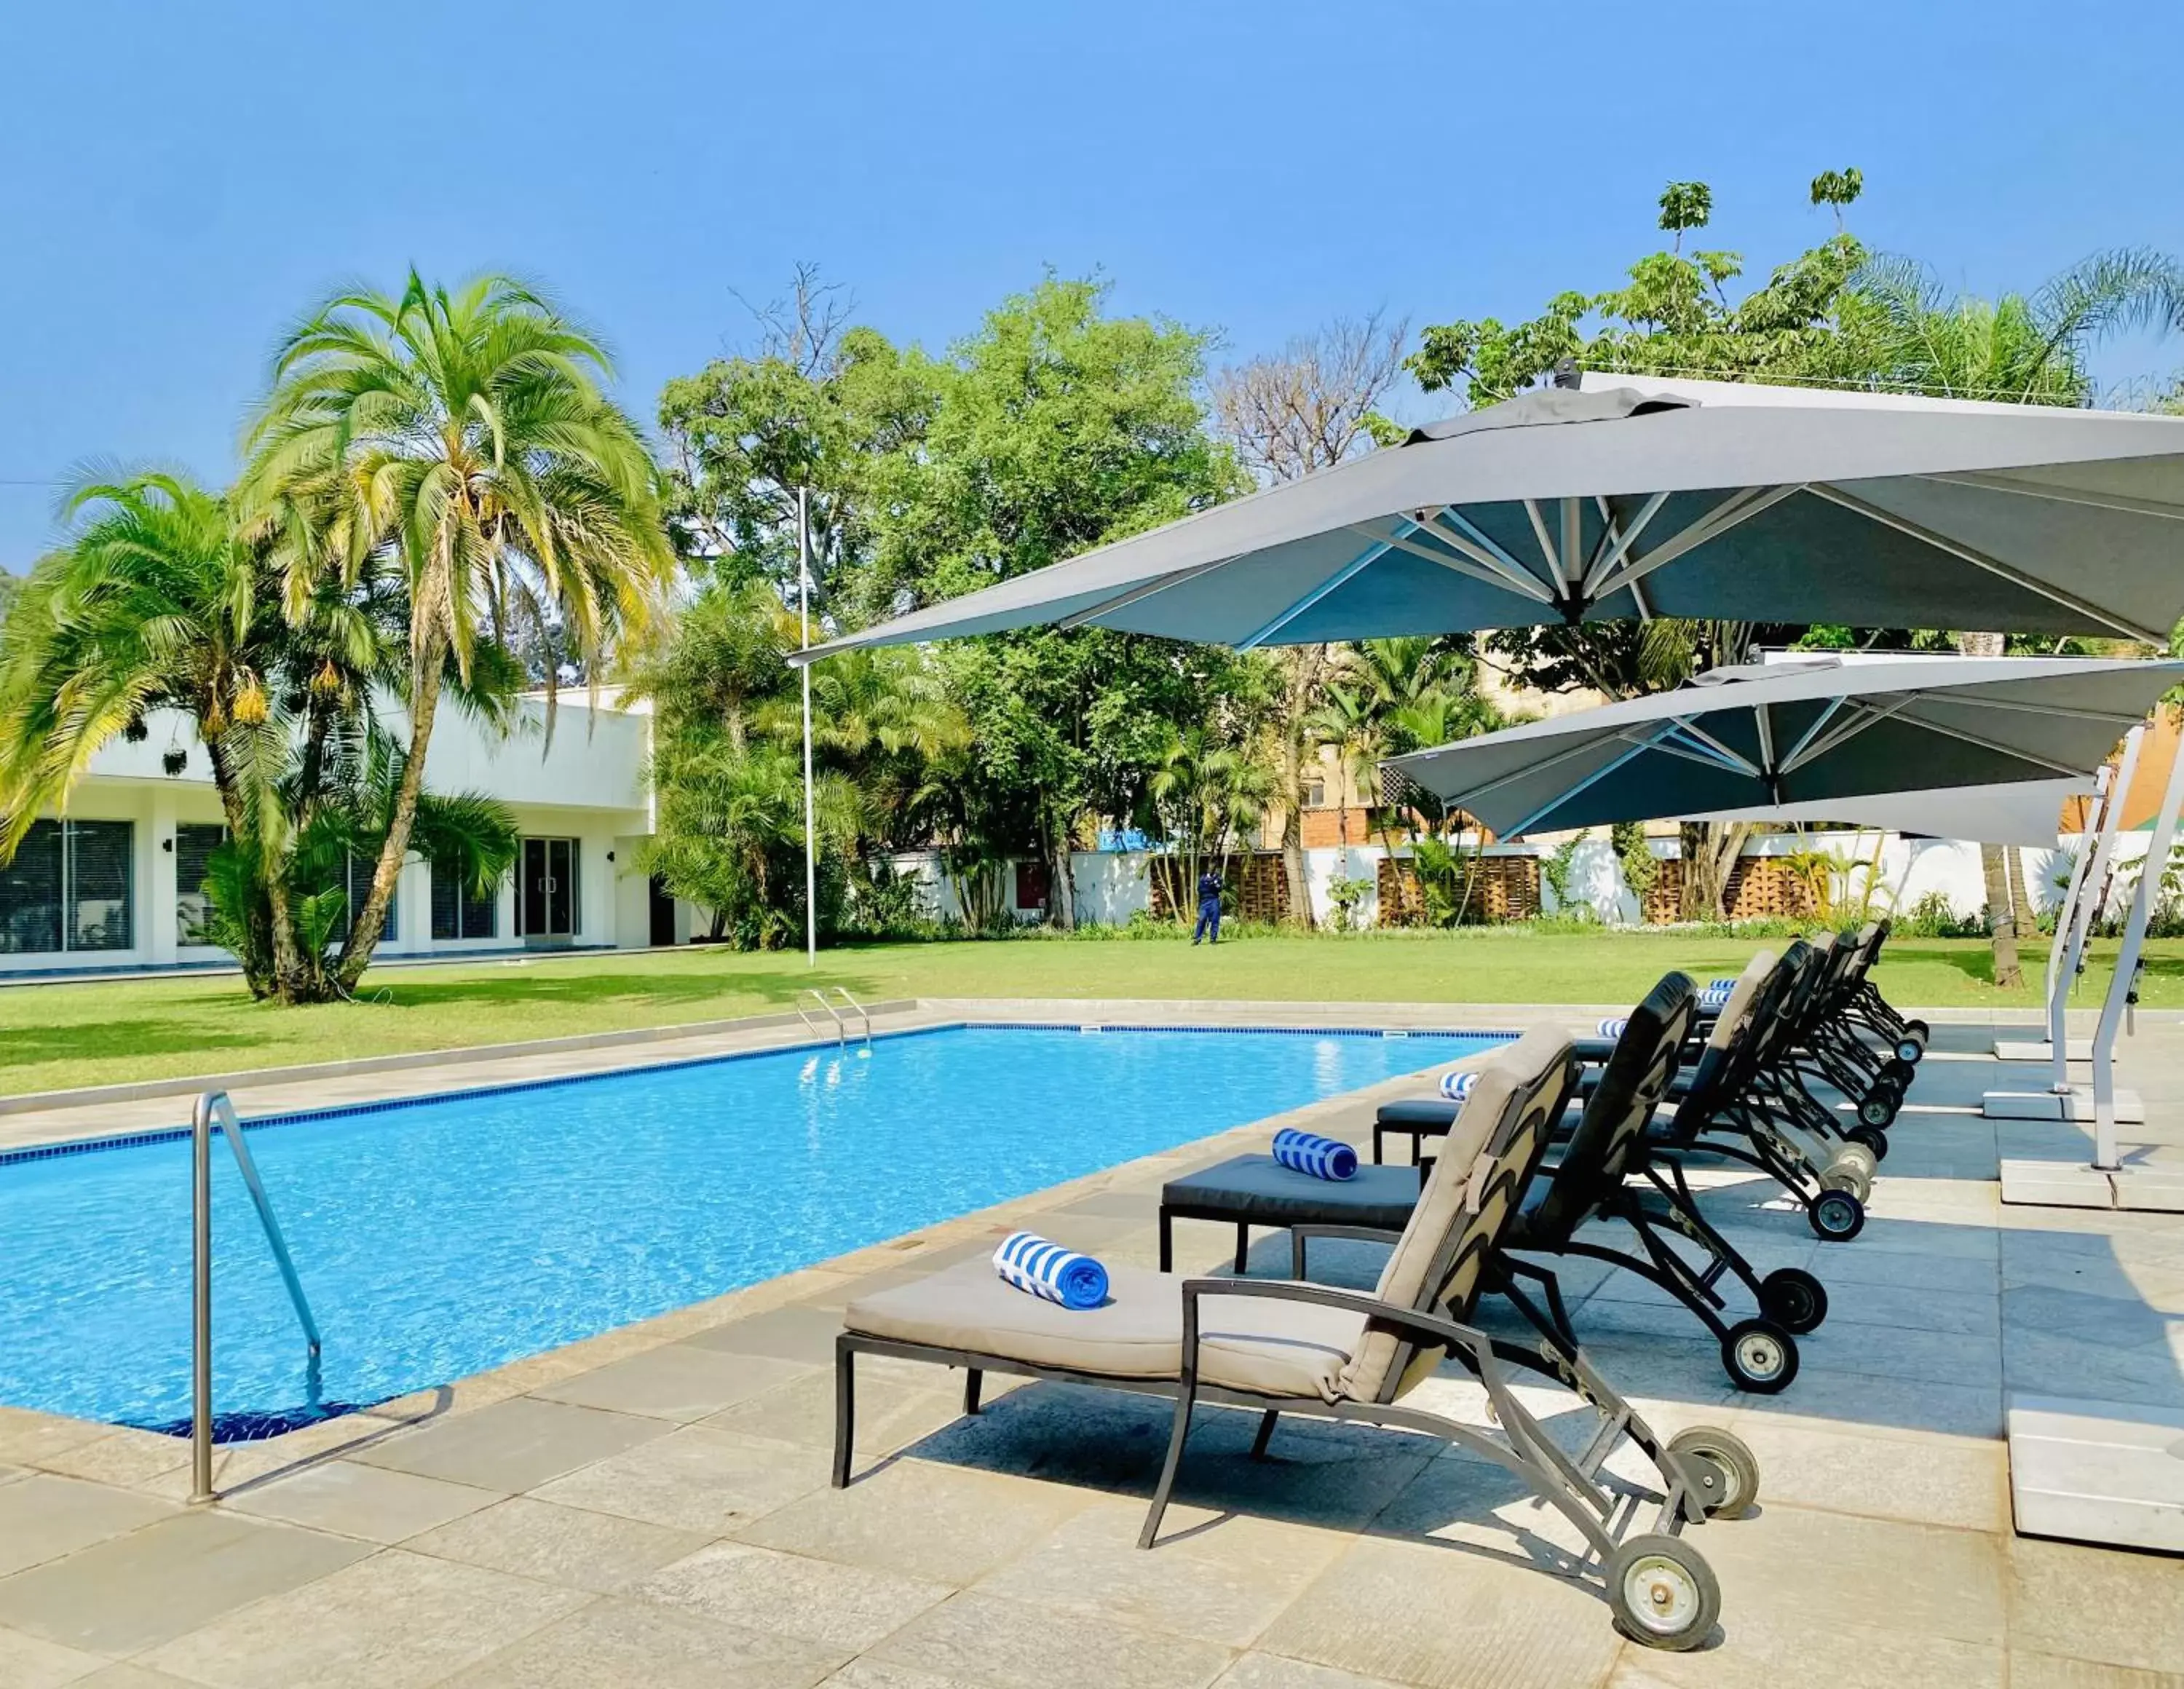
[834,1274,1720,1564]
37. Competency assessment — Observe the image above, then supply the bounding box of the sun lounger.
[1166,974,1819,1391]
[834,1024,1756,1650]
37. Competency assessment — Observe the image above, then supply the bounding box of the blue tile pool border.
[0,1021,1516,1169]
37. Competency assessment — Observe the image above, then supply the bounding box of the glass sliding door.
[518,838,579,940]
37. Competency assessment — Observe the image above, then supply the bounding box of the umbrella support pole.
[1993,737,2138,1069]
[2088,729,2184,1172]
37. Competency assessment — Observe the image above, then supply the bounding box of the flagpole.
[799,487,817,968]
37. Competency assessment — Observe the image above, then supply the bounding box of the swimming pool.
[0,1023,1505,1436]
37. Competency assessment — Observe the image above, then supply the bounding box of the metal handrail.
[829,986,873,1046]
[800,988,847,1045]
[191,1091,322,1503]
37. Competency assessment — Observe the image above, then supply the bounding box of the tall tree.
[1210,314,1409,923]
[862,277,1249,925]
[244,271,675,994]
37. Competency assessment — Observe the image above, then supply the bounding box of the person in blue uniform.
[1192,868,1223,945]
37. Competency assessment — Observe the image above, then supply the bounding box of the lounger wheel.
[1606,1533,1721,1651]
[1667,1425,1761,1518]
[1809,1187,1865,1242]
[1906,1017,1929,1043]
[1759,1266,1829,1334]
[1848,1123,1889,1159]
[1722,1318,1799,1393]
[1880,1056,1915,1087]
[1856,1095,1896,1130]
[1895,1037,1924,1064]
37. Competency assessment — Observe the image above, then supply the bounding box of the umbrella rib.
[1417,508,1559,601]
[1779,697,1916,775]
[1235,536,1392,649]
[1350,522,1556,604]
[1923,692,2149,727]
[1918,470,2184,525]
[1665,719,1761,776]
[1776,694,1850,772]
[1524,499,1562,587]
[1580,491,1671,595]
[1497,729,1676,839]
[1588,484,1803,604]
[1896,711,2096,779]
[1807,482,2166,644]
[1428,724,1659,813]
[1053,554,1248,631]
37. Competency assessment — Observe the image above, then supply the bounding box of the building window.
[0,820,133,954]
[430,860,499,941]
[342,853,397,944]
[1306,780,1326,807]
[175,823,227,946]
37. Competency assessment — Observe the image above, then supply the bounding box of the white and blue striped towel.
[1698,984,1734,1011]
[1597,1016,1631,1038]
[1710,976,1739,992]
[1271,1128,1358,1181]
[993,1232,1110,1310]
[1439,1069,1480,1102]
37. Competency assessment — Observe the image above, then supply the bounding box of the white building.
[0,695,687,978]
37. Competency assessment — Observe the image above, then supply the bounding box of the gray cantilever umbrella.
[796,375,2184,664]
[1683,777,2089,849]
[1380,655,2184,839]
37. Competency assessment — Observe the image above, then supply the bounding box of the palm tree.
[242,271,674,993]
[0,472,307,993]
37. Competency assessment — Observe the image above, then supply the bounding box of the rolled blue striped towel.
[1709,977,1739,992]
[1272,1128,1358,1182]
[1698,984,1733,1011]
[993,1232,1110,1310]
[1597,1016,1630,1038]
[1439,1069,1479,1101]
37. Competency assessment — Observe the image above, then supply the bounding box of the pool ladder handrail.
[190,1090,322,1504]
[796,988,847,1045]
[829,986,873,1046]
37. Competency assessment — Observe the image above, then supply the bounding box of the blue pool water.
[0,1024,1502,1435]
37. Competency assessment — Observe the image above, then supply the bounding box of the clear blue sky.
[3,0,2180,569]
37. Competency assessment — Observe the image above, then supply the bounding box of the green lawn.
[4,928,2175,1099]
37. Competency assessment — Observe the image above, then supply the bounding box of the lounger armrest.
[1289,1223,1406,1246]
[1177,1277,1495,1365]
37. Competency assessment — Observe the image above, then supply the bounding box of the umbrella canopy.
[796,378,2184,664]
[1381,655,2183,840]
[1682,778,2089,850]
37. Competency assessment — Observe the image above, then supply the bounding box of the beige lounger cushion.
[1705,949,1777,1053]
[1340,1024,1575,1404]
[844,1259,1366,1401]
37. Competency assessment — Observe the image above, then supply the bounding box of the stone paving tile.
[634,1540,955,1650]
[529,1342,814,1423]
[404,1496,709,1593]
[445,1594,849,1688]
[740,1456,1093,1585]
[531,1425,834,1534]
[866,1591,1234,1689]
[1729,1364,2006,1441]
[1693,1503,2006,1650]
[703,1367,968,1458]
[1257,1535,1621,1689]
[2003,1535,2184,1676]
[345,1394,665,1492]
[819,1662,994,1689]
[218,1457,500,1543]
[2003,1653,2184,1688]
[2003,1328,2184,1411]
[0,1511,368,1656]
[974,1498,1346,1649]
[1605,1608,2006,1688]
[71,1667,207,1688]
[1711,1413,2009,1532]
[1815,1279,2003,1337]
[1810,1244,2000,1295]
[28,1431,189,1490]
[685,1302,864,1366]
[141,1548,588,1688]
[0,1475,175,1580]
[0,1414,114,1475]
[1209,1657,1415,1689]
[0,1623,108,1689]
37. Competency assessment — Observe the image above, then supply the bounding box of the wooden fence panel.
[1377,855,1540,925]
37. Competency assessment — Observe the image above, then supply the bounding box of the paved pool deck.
[0,1002,2180,1687]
